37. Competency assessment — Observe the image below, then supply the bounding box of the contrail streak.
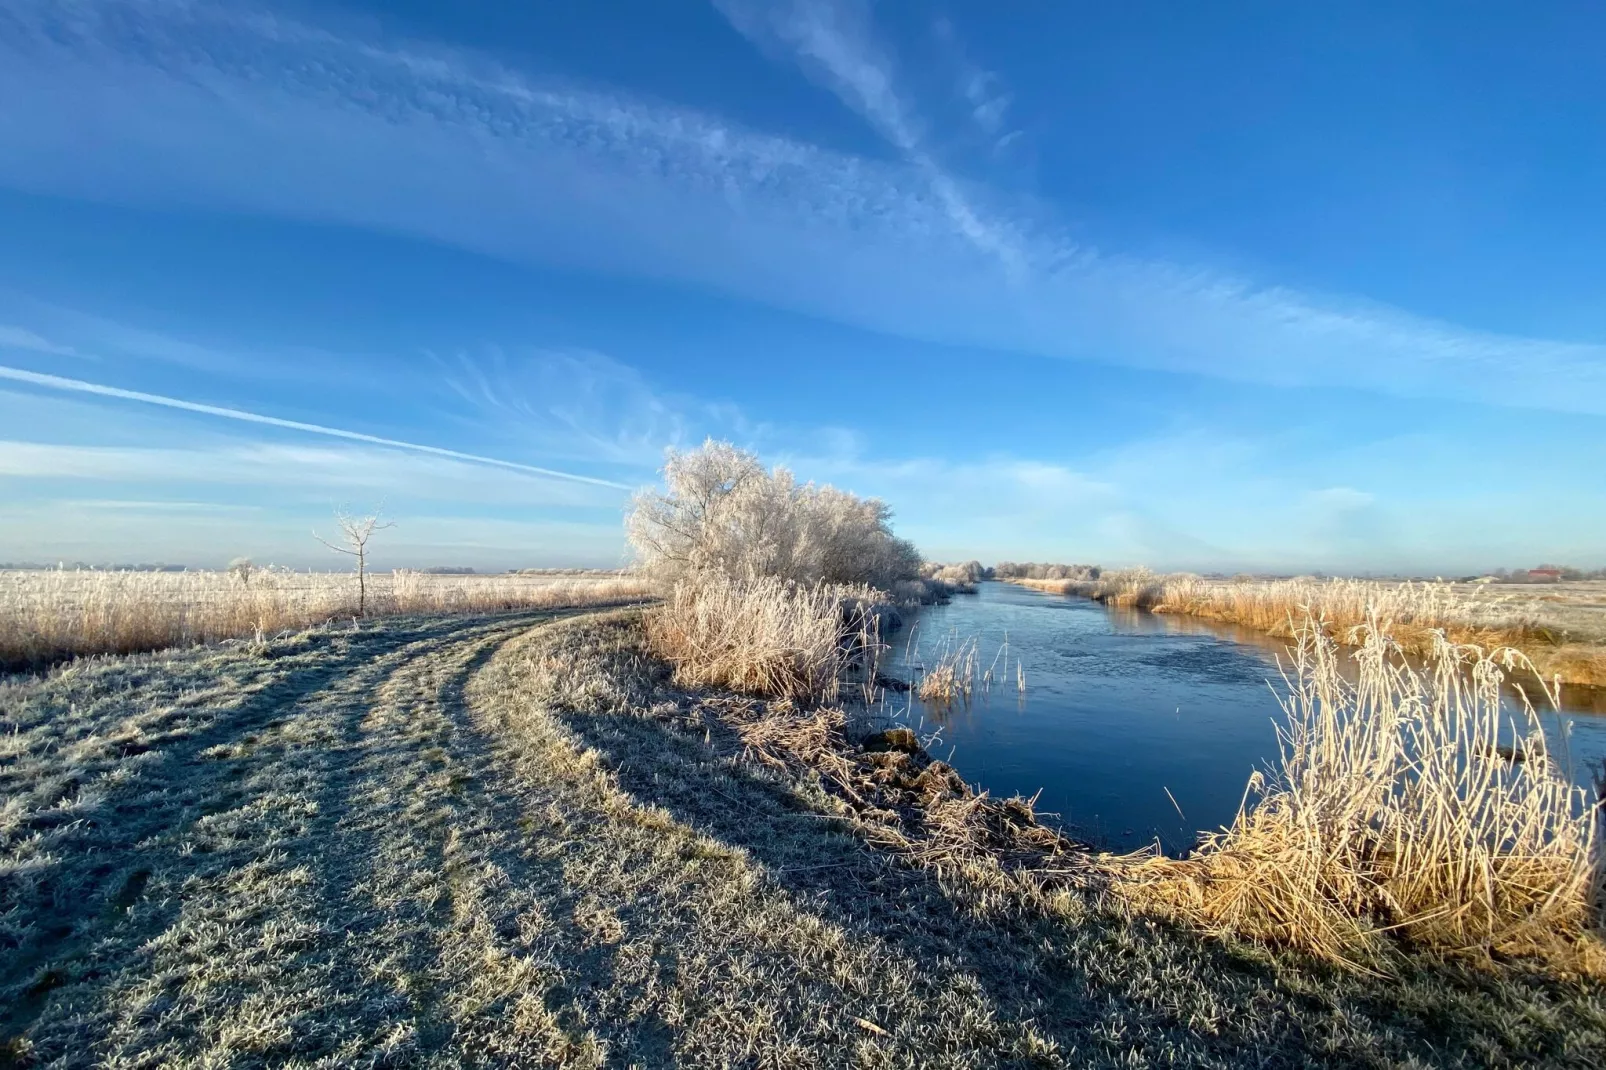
[0,365,633,490]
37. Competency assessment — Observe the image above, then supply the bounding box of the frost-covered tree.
[627,440,921,591]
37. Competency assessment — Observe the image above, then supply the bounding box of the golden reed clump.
[644,573,886,705]
[1112,617,1606,975]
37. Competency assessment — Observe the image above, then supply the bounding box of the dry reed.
[1114,616,1606,974]
[917,634,980,704]
[644,573,885,705]
[0,567,655,671]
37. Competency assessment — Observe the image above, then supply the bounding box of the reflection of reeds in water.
[1115,614,1606,975]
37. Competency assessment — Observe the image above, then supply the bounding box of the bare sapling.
[314,507,395,617]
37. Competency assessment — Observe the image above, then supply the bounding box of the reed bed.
[1011,570,1606,687]
[644,573,886,705]
[1114,617,1606,974]
[0,567,655,671]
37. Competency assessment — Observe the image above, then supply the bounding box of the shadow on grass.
[559,703,1606,1068]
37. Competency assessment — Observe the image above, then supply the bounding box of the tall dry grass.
[1115,617,1606,974]
[1011,570,1606,687]
[645,573,887,705]
[915,634,980,705]
[0,568,655,671]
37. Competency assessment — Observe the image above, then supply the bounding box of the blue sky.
[1,0,1602,573]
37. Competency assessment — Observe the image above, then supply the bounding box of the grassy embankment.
[1010,570,1606,688]
[0,568,654,672]
[6,608,1605,1066]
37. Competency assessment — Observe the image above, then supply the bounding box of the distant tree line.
[1485,565,1606,582]
[992,562,1101,581]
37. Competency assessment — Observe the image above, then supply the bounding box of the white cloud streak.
[0,365,633,489]
[713,0,1028,272]
[0,1,1602,414]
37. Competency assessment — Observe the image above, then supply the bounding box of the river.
[891,581,1606,854]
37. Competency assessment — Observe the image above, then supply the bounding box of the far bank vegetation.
[1008,567,1606,688]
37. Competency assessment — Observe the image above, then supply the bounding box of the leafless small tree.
[227,557,254,587]
[314,508,395,617]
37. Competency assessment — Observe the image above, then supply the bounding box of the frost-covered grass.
[4,609,1605,1066]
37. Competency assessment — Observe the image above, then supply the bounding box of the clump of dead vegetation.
[0,567,653,672]
[915,634,980,705]
[1113,617,1606,975]
[644,573,887,704]
[724,697,1086,899]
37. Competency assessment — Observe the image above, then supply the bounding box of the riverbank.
[6,607,1604,1065]
[1009,572,1606,688]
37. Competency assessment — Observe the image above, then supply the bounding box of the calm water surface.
[894,582,1606,854]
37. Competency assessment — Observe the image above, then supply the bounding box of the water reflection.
[893,582,1606,855]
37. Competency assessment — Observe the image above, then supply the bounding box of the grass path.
[3,611,1604,1067]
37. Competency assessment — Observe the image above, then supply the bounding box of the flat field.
[0,568,653,671]
[3,609,1603,1067]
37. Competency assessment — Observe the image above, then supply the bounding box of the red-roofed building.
[1528,568,1563,582]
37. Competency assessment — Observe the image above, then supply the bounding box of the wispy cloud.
[1,0,1602,414]
[713,0,1028,272]
[434,347,716,467]
[0,438,621,508]
[930,16,1018,151]
[0,365,633,489]
[0,324,82,358]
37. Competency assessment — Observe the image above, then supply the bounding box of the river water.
[891,581,1606,854]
